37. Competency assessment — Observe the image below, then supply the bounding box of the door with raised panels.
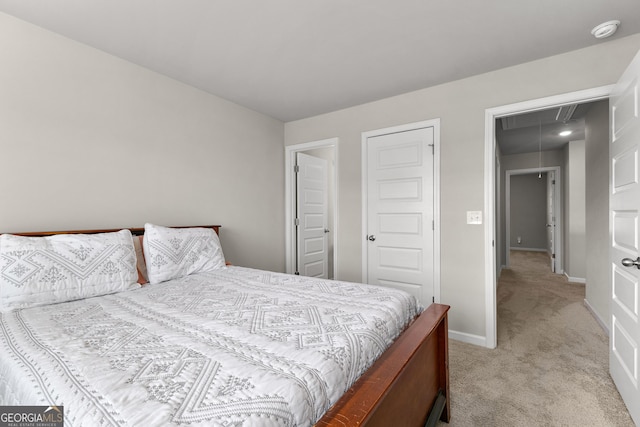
[365,126,435,307]
[610,49,640,426]
[296,152,329,278]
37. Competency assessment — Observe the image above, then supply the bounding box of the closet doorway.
[285,138,338,279]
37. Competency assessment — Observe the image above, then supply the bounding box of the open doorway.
[285,138,338,279]
[483,85,613,349]
[505,168,562,273]
[495,101,599,275]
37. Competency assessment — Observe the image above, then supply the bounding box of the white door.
[365,127,435,307]
[546,171,556,272]
[610,49,640,426]
[296,152,329,278]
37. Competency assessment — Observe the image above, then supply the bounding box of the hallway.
[440,251,634,426]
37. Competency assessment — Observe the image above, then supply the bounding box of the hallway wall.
[510,173,548,250]
[499,150,564,267]
[584,100,610,329]
[563,140,587,281]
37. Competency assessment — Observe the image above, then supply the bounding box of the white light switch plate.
[467,211,482,225]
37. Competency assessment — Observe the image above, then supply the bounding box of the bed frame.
[6,225,450,427]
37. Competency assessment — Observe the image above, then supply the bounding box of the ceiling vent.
[555,104,577,123]
[500,116,518,130]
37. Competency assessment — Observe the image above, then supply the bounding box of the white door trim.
[484,85,614,349]
[361,119,441,302]
[505,167,563,273]
[285,138,339,278]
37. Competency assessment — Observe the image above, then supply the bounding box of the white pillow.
[142,223,225,284]
[0,229,139,312]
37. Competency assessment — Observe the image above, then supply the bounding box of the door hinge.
[432,220,434,230]
[428,143,434,155]
[552,179,556,184]
[294,165,300,173]
[552,253,556,259]
[432,296,435,303]
[295,218,299,226]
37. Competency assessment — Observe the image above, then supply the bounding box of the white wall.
[284,35,640,341]
[0,13,286,272]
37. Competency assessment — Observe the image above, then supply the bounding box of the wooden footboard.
[316,303,450,427]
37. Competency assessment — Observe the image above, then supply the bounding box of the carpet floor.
[438,250,634,426]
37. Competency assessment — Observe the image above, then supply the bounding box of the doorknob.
[368,235,376,241]
[324,228,330,233]
[621,257,640,269]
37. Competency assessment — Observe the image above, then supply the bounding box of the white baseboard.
[584,298,609,336]
[449,330,490,348]
[564,272,586,284]
[510,247,547,252]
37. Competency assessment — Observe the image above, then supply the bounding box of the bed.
[0,224,450,426]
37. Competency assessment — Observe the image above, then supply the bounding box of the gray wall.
[0,13,286,272]
[499,150,564,267]
[285,34,640,341]
[563,140,587,281]
[584,100,610,328]
[510,174,547,250]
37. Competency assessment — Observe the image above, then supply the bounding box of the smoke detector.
[591,20,620,39]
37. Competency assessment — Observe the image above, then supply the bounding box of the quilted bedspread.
[0,266,421,426]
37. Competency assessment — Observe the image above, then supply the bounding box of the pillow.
[132,235,148,284]
[143,223,225,284]
[0,229,139,313]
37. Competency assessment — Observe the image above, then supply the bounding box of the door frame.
[505,167,563,273]
[285,138,339,278]
[484,85,613,349]
[361,119,441,302]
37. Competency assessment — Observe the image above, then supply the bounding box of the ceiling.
[1,1,639,122]
[496,101,600,156]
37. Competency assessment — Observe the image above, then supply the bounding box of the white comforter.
[0,267,420,426]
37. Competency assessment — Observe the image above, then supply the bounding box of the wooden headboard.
[5,225,221,237]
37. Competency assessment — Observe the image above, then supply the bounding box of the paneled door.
[364,126,435,307]
[546,171,556,273]
[610,49,640,426]
[296,152,329,278]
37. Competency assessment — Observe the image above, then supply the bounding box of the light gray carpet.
[438,250,634,426]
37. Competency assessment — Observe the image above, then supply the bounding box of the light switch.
[467,211,482,225]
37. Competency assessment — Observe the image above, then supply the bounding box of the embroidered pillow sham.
[142,223,226,284]
[0,229,139,312]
